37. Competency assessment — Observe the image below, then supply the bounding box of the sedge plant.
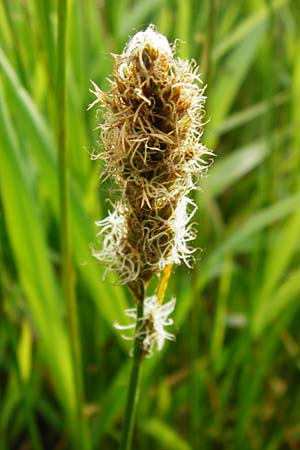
[89,25,212,450]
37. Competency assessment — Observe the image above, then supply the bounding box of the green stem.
[56,2,88,449]
[119,288,145,450]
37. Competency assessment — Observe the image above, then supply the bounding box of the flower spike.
[90,25,212,285]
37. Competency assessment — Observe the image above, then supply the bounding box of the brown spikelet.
[90,25,212,285]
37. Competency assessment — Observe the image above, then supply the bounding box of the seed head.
[90,25,212,285]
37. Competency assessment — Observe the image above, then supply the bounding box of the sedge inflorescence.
[89,25,211,286]
[114,296,176,357]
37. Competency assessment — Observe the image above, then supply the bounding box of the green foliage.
[0,0,299,449]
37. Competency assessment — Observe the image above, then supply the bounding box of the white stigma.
[114,296,176,356]
[124,25,173,60]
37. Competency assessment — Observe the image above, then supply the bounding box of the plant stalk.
[119,287,145,450]
[56,2,88,449]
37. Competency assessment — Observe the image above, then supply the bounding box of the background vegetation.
[0,0,300,449]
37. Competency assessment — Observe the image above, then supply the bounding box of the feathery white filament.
[114,296,176,356]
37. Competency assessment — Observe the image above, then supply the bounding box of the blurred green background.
[1,0,300,449]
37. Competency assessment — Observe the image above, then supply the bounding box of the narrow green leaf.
[118,0,167,39]
[213,0,288,61]
[0,90,75,417]
[201,192,300,287]
[252,212,300,335]
[252,268,300,337]
[259,212,300,300]
[207,22,266,148]
[175,0,191,59]
[216,92,289,135]
[142,418,191,450]
[203,139,269,197]
[17,321,32,383]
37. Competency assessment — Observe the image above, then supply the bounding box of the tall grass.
[56,1,89,449]
[0,1,299,449]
